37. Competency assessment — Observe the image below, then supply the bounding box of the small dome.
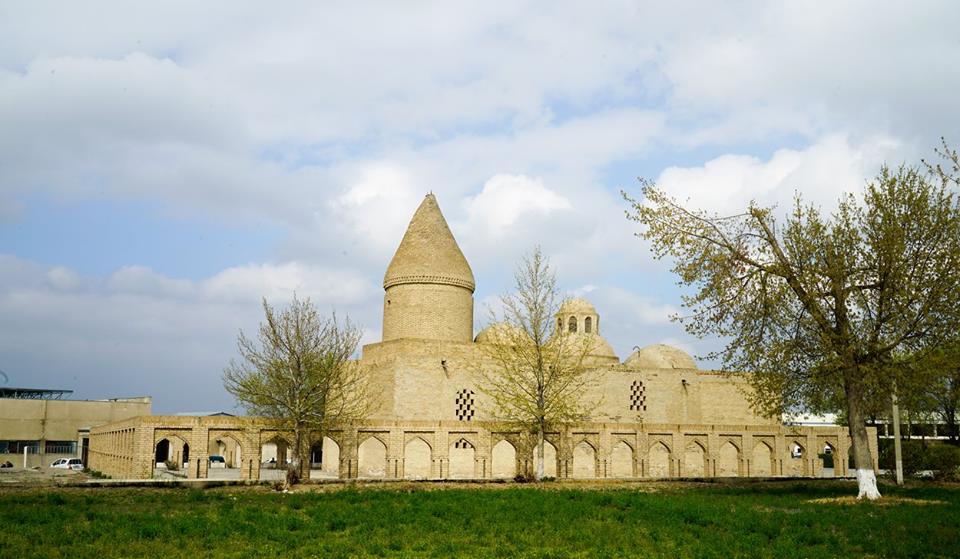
[582,334,617,358]
[560,297,597,315]
[475,322,525,344]
[624,344,696,369]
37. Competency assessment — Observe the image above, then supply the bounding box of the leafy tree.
[223,296,370,485]
[901,341,960,443]
[624,151,960,499]
[476,247,598,480]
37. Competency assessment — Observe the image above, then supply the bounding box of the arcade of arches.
[86,195,879,482]
[88,415,874,481]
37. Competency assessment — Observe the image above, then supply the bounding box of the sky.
[1,2,958,413]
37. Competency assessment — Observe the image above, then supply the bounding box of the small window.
[584,316,592,333]
[456,389,475,421]
[629,380,646,412]
[568,316,577,333]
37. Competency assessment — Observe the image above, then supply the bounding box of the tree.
[476,247,598,480]
[901,341,960,444]
[223,296,369,485]
[624,152,960,499]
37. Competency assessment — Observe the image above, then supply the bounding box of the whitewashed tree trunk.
[856,469,881,500]
[846,371,881,500]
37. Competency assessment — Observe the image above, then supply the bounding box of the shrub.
[878,439,960,479]
[927,444,960,480]
[164,459,179,471]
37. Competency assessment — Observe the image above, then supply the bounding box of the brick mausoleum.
[89,194,877,481]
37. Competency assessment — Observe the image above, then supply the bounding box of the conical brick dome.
[384,193,475,292]
[381,193,476,343]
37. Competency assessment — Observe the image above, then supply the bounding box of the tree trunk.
[287,426,304,487]
[536,425,545,481]
[845,370,881,499]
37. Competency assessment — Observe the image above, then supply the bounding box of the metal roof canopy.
[0,387,74,400]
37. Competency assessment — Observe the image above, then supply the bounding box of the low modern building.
[89,194,877,480]
[0,388,151,468]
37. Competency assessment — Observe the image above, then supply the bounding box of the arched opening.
[313,437,340,479]
[404,438,432,479]
[182,443,190,467]
[751,442,774,476]
[448,438,475,479]
[532,440,558,478]
[206,435,243,478]
[648,441,671,478]
[154,439,170,465]
[260,440,291,465]
[788,442,806,476]
[572,441,596,478]
[557,318,562,331]
[310,440,323,466]
[610,441,634,478]
[683,441,706,477]
[820,442,836,478]
[717,442,740,477]
[584,316,592,334]
[568,316,577,333]
[491,440,517,479]
[358,436,388,479]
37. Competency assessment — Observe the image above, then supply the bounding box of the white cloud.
[1,2,957,411]
[464,174,570,235]
[0,256,381,411]
[655,134,904,215]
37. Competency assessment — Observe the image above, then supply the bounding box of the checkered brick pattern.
[453,437,474,449]
[629,380,646,412]
[455,389,475,421]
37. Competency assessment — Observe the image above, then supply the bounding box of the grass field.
[1,480,958,558]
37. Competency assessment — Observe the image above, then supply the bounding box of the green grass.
[1,481,958,558]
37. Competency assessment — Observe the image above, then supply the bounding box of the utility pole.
[892,385,904,485]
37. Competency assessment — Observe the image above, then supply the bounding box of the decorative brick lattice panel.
[453,438,473,449]
[629,380,646,412]
[455,389,475,421]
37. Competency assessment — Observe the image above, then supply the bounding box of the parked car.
[208,455,226,468]
[51,458,83,470]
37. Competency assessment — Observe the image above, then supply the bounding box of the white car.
[50,458,83,470]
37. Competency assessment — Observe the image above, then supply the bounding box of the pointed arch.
[309,436,340,479]
[610,440,634,478]
[787,441,807,477]
[358,436,388,478]
[820,441,836,478]
[491,439,517,479]
[449,438,475,479]
[404,437,432,479]
[647,441,671,478]
[572,440,597,478]
[532,439,558,478]
[717,441,740,477]
[683,440,706,477]
[751,441,774,477]
[584,316,592,333]
[568,316,578,333]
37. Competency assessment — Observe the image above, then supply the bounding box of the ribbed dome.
[383,194,475,292]
[624,344,696,369]
[560,297,597,315]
